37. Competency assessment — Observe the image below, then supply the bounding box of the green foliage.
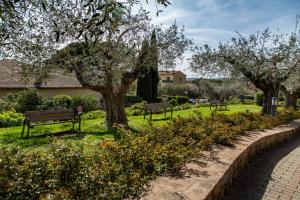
[255,92,264,106]
[0,110,24,128]
[2,89,42,113]
[71,95,99,112]
[167,96,189,106]
[137,33,159,103]
[82,110,106,120]
[159,83,200,98]
[0,99,13,112]
[42,95,73,110]
[124,96,144,107]
[126,102,145,116]
[0,109,299,199]
[15,89,42,113]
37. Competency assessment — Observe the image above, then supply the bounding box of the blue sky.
[143,0,300,77]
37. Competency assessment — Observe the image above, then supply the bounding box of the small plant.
[15,89,42,113]
[255,92,264,106]
[71,95,100,112]
[0,110,24,128]
[82,110,106,120]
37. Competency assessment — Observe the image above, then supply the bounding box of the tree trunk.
[261,84,280,115]
[281,86,298,109]
[103,92,128,127]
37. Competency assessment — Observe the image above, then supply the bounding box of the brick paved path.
[223,135,300,200]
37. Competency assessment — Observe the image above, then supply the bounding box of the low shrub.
[125,96,144,106]
[126,102,145,116]
[0,99,13,112]
[255,92,264,106]
[41,95,73,110]
[0,110,24,128]
[15,89,42,113]
[166,96,189,106]
[82,110,106,120]
[71,95,100,112]
[1,109,299,199]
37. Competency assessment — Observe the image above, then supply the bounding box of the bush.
[71,95,99,112]
[126,102,145,116]
[82,110,106,120]
[255,92,264,106]
[42,95,73,110]
[1,109,300,199]
[244,95,255,100]
[0,99,12,112]
[15,89,42,113]
[0,110,24,128]
[125,96,144,106]
[159,83,200,98]
[166,96,189,106]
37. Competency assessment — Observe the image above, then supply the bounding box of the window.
[166,77,170,81]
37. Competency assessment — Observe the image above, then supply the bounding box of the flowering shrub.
[0,109,299,199]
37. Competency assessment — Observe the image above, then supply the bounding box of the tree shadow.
[222,134,300,200]
[149,117,172,122]
[0,128,117,149]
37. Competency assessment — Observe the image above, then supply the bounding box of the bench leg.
[150,110,152,121]
[171,107,173,118]
[78,120,81,132]
[72,122,75,130]
[21,120,26,137]
[164,109,167,117]
[27,122,30,137]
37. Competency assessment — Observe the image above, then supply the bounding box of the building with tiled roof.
[159,70,186,87]
[0,59,99,97]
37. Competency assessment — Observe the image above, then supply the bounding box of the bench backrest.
[25,110,75,122]
[210,100,221,104]
[145,102,169,112]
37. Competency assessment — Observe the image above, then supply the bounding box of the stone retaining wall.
[141,119,300,200]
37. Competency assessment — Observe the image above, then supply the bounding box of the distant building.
[0,59,100,97]
[159,70,186,87]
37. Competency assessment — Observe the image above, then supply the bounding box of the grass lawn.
[0,104,261,151]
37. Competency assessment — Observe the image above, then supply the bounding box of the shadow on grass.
[149,117,172,122]
[0,128,117,149]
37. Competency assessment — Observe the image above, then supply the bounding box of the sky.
[143,0,300,78]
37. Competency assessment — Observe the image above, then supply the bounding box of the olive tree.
[200,79,247,102]
[281,72,300,109]
[1,0,190,126]
[191,26,300,115]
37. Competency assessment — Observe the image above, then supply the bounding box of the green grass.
[0,104,261,151]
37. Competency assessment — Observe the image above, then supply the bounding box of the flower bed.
[0,109,300,199]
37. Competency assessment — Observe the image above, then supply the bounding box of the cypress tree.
[149,30,159,102]
[137,30,160,102]
[137,39,153,102]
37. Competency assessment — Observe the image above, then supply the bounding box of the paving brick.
[223,135,300,200]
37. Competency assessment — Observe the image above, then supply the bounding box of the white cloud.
[152,9,195,25]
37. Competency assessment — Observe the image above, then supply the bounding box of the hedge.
[1,109,300,199]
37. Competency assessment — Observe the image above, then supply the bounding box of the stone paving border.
[141,119,300,200]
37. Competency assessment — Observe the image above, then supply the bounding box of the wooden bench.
[144,102,173,120]
[22,110,81,137]
[210,100,227,110]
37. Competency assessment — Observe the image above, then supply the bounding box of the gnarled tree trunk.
[102,91,127,127]
[281,85,299,109]
[261,82,281,115]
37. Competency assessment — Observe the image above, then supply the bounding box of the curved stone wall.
[141,119,300,200]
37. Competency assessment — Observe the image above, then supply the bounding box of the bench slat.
[25,110,75,122]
